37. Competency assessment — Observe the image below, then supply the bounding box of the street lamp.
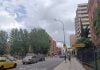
[54,19,66,50]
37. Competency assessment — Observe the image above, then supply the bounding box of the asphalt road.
[10,57,63,70]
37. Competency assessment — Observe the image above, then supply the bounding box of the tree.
[10,29,20,56]
[30,28,50,54]
[21,29,29,56]
[76,37,90,45]
[10,29,29,57]
[0,30,8,55]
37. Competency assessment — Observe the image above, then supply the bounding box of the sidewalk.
[54,57,86,70]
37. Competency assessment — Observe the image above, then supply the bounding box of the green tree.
[30,28,50,54]
[21,29,29,56]
[10,29,20,56]
[76,37,90,44]
[0,30,8,55]
[10,29,29,57]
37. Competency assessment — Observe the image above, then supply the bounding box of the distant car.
[59,55,65,58]
[36,54,45,61]
[26,53,35,56]
[0,56,17,70]
[22,56,37,64]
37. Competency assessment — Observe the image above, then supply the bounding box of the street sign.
[72,43,85,48]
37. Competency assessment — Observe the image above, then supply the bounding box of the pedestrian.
[68,55,71,62]
[64,55,67,62]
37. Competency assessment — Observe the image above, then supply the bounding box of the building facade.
[70,34,76,48]
[88,0,100,46]
[49,37,61,56]
[75,3,91,39]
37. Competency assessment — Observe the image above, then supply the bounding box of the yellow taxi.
[0,56,17,69]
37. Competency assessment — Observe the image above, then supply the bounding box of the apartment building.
[75,3,91,39]
[49,37,61,56]
[88,0,100,46]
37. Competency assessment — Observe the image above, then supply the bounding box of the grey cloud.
[0,0,88,46]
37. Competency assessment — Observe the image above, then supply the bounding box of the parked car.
[59,55,65,58]
[36,54,45,61]
[26,53,35,56]
[0,56,17,70]
[22,56,38,64]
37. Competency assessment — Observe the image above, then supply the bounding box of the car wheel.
[29,61,32,64]
[13,63,17,68]
[0,65,5,70]
[35,61,37,63]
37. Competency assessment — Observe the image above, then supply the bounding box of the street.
[0,0,100,70]
[11,57,63,70]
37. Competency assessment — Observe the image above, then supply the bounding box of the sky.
[0,0,88,47]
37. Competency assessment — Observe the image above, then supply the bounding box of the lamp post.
[54,19,67,53]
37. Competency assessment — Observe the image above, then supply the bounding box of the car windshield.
[0,57,6,60]
[0,57,7,62]
[7,56,16,61]
[24,56,32,59]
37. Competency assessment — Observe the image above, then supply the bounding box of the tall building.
[75,3,91,39]
[88,0,100,46]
